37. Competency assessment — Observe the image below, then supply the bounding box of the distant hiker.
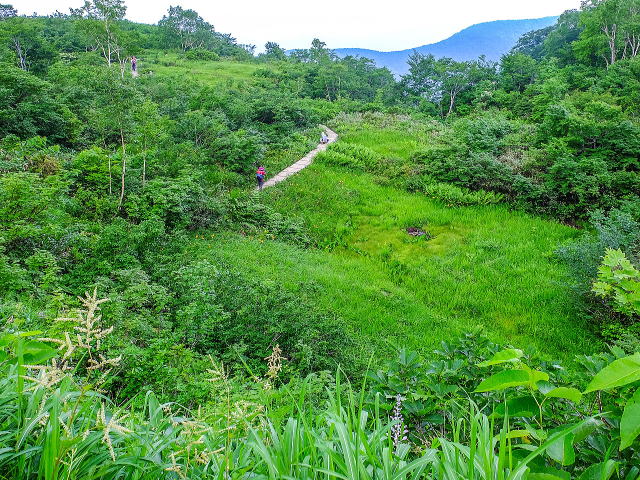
[321,132,328,144]
[256,166,266,190]
[131,56,137,73]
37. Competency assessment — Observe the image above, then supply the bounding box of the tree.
[542,10,583,64]
[577,0,640,66]
[0,17,58,73]
[622,0,640,58]
[72,69,140,207]
[107,78,138,209]
[500,52,539,92]
[401,53,491,116]
[0,65,78,143]
[262,41,286,61]
[0,4,16,20]
[132,100,169,188]
[310,38,333,62]
[158,6,214,51]
[71,0,127,69]
[511,25,555,59]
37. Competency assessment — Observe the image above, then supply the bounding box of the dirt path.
[260,126,338,190]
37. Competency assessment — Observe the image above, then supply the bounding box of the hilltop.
[334,16,559,74]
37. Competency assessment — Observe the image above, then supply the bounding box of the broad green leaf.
[508,418,595,480]
[528,467,570,480]
[592,282,611,296]
[544,387,582,404]
[497,430,530,440]
[620,388,640,450]
[492,396,539,418]
[572,418,600,443]
[547,433,575,466]
[0,334,15,348]
[623,466,639,480]
[21,341,57,365]
[537,380,555,395]
[477,348,524,367]
[529,369,550,386]
[584,353,640,393]
[578,460,617,480]
[475,369,530,392]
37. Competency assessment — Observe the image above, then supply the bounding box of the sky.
[16,0,583,52]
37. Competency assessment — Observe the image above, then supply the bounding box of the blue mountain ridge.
[333,16,559,75]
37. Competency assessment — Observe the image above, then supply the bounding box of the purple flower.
[390,394,409,450]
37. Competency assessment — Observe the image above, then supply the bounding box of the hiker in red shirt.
[256,166,266,190]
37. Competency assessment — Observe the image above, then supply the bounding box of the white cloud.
[16,0,582,51]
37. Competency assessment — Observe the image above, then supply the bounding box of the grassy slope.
[145,53,266,85]
[204,166,595,361]
[155,56,597,361]
[188,118,599,362]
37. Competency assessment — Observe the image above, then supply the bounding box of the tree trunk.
[118,128,127,210]
[104,139,112,195]
[626,33,640,57]
[603,24,618,66]
[447,91,457,116]
[13,38,27,70]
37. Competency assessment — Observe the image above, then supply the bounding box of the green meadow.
[194,121,598,361]
[146,53,268,85]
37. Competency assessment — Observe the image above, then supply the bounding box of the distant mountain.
[334,16,559,75]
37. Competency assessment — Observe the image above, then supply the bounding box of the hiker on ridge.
[256,165,266,190]
[321,132,328,144]
[131,56,137,73]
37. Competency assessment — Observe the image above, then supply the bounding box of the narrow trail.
[260,126,338,190]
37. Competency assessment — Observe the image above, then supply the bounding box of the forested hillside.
[0,0,639,478]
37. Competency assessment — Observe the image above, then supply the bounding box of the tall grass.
[0,355,597,479]
[205,163,597,361]
[200,114,599,360]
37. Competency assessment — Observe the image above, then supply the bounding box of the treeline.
[0,2,253,73]
[0,1,396,102]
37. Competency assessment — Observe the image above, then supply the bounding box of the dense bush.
[556,208,640,342]
[169,260,359,374]
[557,209,640,293]
[184,48,220,61]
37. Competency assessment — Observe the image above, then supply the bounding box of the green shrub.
[184,48,220,61]
[593,249,640,317]
[170,259,360,375]
[412,148,518,194]
[556,209,640,293]
[451,112,516,155]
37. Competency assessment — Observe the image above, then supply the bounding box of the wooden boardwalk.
[260,126,338,190]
